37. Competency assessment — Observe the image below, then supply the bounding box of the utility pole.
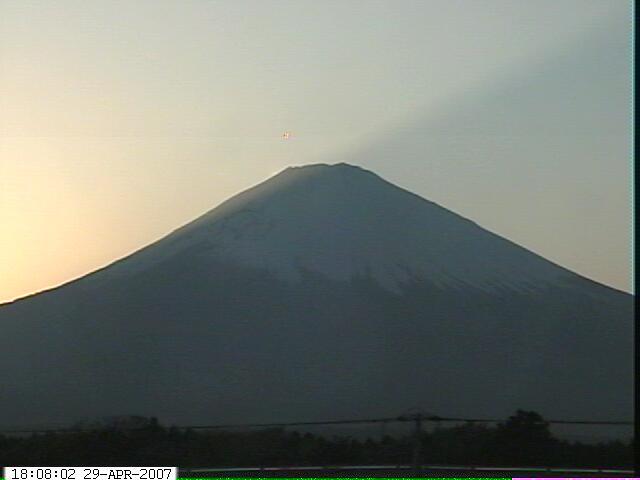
[398,412,426,475]
[411,413,423,475]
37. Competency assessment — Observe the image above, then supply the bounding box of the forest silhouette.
[0,411,631,468]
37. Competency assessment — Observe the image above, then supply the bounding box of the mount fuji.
[0,163,632,428]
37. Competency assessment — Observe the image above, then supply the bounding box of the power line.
[0,414,631,435]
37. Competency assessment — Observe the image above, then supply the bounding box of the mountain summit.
[0,163,632,428]
[99,163,572,293]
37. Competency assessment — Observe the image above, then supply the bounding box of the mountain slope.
[87,163,578,291]
[0,163,632,429]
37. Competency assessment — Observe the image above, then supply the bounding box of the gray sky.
[0,0,632,302]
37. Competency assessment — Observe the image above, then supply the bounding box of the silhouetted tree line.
[0,411,631,468]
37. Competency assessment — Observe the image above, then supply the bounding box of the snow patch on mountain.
[98,163,571,293]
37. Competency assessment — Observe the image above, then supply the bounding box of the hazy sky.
[0,0,632,302]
